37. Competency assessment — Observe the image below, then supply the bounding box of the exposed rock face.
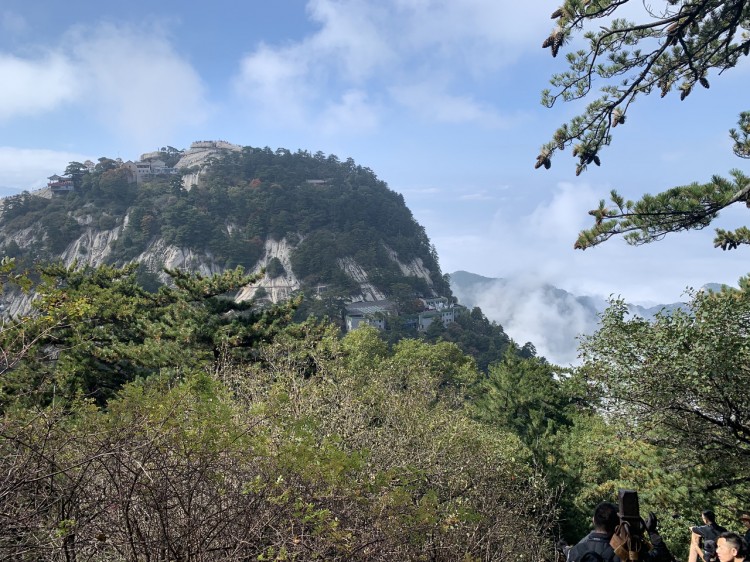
[5,226,40,252]
[384,245,433,285]
[3,216,437,314]
[174,141,242,190]
[236,238,301,303]
[337,257,388,302]
[62,226,121,266]
[0,140,443,315]
[134,238,224,284]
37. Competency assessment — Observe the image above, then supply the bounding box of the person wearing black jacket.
[690,510,727,562]
[567,502,672,562]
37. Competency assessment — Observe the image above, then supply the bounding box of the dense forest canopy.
[1,258,747,560]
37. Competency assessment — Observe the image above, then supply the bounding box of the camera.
[618,489,643,535]
[610,490,648,561]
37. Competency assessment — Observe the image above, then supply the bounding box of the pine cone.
[552,31,564,57]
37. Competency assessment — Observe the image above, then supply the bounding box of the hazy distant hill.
[449,270,699,365]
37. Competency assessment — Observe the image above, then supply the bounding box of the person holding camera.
[567,501,671,562]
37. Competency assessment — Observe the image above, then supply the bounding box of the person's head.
[703,510,718,524]
[716,532,745,562]
[740,513,750,530]
[705,539,719,561]
[593,502,620,534]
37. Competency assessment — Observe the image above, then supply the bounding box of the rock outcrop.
[174,141,242,190]
[337,257,388,302]
[0,140,445,317]
[237,238,301,303]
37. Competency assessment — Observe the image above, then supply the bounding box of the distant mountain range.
[448,270,726,365]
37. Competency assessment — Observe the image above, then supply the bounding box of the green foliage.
[730,110,750,158]
[473,348,574,462]
[552,410,711,555]
[417,306,512,372]
[575,169,749,249]
[536,2,750,252]
[0,322,557,560]
[538,0,749,172]
[0,156,139,262]
[578,288,750,513]
[0,256,32,293]
[0,148,450,299]
[0,262,298,407]
[265,256,286,278]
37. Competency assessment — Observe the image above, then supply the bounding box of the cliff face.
[0,142,447,315]
[3,226,437,314]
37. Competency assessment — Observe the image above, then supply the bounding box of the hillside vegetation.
[1,147,748,560]
[0,147,519,371]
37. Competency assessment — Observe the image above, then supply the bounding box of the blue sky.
[1,0,748,305]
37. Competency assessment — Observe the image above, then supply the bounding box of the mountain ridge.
[0,143,451,319]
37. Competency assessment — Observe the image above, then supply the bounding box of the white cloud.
[451,275,601,365]
[0,53,77,119]
[232,0,549,132]
[0,147,93,191]
[305,0,395,81]
[233,43,310,126]
[434,178,750,306]
[68,24,210,144]
[319,90,380,134]
[390,0,552,73]
[233,0,395,131]
[459,191,494,201]
[390,83,511,128]
[527,181,599,240]
[0,23,209,143]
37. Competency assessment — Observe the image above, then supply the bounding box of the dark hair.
[703,510,717,523]
[719,531,746,557]
[594,502,620,534]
